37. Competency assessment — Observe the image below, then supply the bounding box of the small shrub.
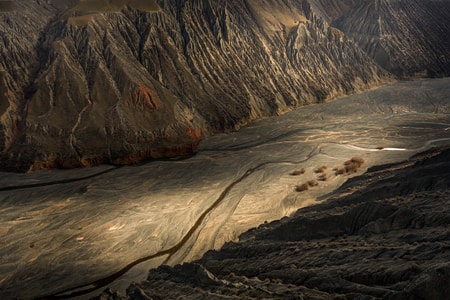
[335,167,346,175]
[345,163,359,173]
[314,165,327,173]
[336,156,365,175]
[295,183,309,192]
[376,146,384,150]
[291,168,305,176]
[318,173,328,181]
[346,157,364,166]
[307,179,319,187]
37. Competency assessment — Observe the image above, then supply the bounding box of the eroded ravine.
[1,79,449,299]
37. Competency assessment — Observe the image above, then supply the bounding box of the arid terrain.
[0,78,449,299]
[1,1,450,299]
[1,0,449,171]
[119,144,450,299]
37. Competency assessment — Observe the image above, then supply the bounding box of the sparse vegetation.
[295,183,309,192]
[335,156,365,175]
[335,167,346,175]
[315,165,327,173]
[318,173,328,181]
[290,168,305,176]
[295,179,319,192]
[307,179,319,187]
[349,157,365,165]
[344,162,359,173]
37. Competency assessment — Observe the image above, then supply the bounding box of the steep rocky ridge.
[0,0,448,171]
[97,146,450,299]
[313,0,450,77]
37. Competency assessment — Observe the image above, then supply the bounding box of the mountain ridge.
[1,0,449,172]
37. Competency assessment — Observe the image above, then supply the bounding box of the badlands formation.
[0,78,449,299]
[0,0,449,299]
[1,0,449,171]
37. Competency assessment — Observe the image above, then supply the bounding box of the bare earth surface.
[129,145,450,300]
[0,78,449,299]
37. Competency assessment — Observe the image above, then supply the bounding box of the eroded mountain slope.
[316,0,450,76]
[0,0,386,171]
[0,0,449,171]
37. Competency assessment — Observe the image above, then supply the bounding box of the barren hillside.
[1,0,449,172]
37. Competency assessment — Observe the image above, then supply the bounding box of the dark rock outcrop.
[1,0,449,171]
[107,146,450,299]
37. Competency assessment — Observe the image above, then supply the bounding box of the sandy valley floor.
[0,78,449,299]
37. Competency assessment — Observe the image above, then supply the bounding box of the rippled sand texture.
[1,78,449,299]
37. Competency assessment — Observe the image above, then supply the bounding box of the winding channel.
[35,145,322,299]
[0,167,122,192]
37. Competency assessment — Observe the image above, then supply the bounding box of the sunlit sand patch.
[108,224,125,231]
[343,144,407,152]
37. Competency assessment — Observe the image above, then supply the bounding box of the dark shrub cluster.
[295,179,319,192]
[295,156,364,192]
[295,183,310,192]
[315,165,327,173]
[318,173,328,181]
[290,168,306,176]
[334,156,365,175]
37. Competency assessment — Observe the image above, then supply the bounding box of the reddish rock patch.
[111,144,198,165]
[186,127,203,143]
[131,85,160,109]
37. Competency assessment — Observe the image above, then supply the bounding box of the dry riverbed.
[0,78,449,299]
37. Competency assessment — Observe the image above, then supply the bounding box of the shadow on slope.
[0,1,14,12]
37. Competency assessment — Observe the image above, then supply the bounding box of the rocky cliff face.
[0,0,448,171]
[312,0,450,77]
